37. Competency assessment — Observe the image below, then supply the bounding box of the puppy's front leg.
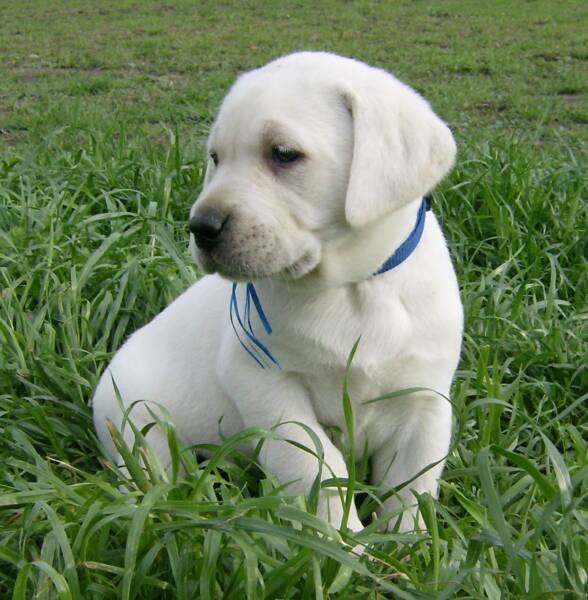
[371,395,451,532]
[221,356,363,532]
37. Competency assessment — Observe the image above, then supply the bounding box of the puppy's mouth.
[190,235,321,282]
[281,245,322,280]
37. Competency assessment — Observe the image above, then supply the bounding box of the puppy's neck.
[314,197,426,287]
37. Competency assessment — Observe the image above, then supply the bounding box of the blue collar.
[230,197,431,368]
[374,196,430,275]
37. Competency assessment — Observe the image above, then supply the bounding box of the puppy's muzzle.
[189,209,228,251]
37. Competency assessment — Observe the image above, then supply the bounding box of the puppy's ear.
[340,70,456,228]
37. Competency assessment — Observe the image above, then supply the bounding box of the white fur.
[93,52,463,532]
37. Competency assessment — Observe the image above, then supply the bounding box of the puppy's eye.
[209,151,219,166]
[271,145,302,165]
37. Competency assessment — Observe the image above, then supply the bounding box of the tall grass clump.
[0,124,586,597]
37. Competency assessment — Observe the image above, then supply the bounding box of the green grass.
[1,0,587,152]
[1,1,587,598]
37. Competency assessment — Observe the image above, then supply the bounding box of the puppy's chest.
[269,282,416,370]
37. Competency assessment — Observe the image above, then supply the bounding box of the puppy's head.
[189,52,456,283]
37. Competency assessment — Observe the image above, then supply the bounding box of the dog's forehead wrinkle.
[261,120,304,147]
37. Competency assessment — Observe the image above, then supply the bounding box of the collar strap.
[374,196,430,276]
[230,282,280,369]
[231,196,431,368]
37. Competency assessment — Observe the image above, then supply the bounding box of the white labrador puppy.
[93,52,463,532]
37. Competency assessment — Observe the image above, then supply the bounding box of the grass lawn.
[0,1,586,598]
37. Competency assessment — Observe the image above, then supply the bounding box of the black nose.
[189,210,227,250]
